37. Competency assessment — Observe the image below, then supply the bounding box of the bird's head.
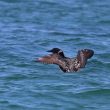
[47,48,65,57]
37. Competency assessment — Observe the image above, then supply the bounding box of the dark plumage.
[37,48,94,72]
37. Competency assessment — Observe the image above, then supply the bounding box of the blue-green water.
[0,0,110,110]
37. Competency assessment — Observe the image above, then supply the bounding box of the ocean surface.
[0,0,110,110]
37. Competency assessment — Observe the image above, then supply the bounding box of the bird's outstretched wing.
[37,48,66,65]
[77,49,94,68]
[37,52,68,72]
[37,54,59,64]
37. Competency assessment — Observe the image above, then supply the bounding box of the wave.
[76,88,110,95]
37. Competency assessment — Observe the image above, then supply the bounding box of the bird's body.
[37,48,94,73]
[59,58,80,72]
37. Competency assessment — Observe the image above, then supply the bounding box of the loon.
[37,48,94,72]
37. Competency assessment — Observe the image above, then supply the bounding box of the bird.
[37,48,94,73]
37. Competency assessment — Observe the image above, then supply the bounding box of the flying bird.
[37,48,94,72]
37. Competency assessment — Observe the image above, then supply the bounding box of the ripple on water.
[0,0,110,110]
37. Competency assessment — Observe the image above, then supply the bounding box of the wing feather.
[77,49,94,68]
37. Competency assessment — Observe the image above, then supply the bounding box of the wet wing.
[77,49,94,68]
[37,54,59,64]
